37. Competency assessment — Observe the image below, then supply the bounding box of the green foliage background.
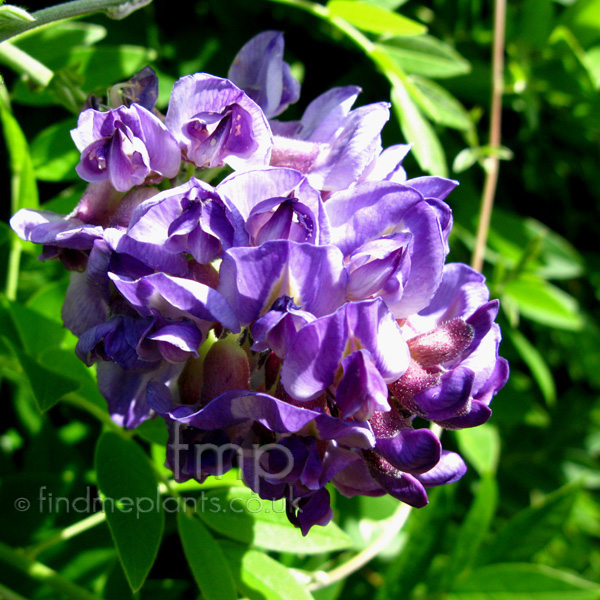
[0,0,600,598]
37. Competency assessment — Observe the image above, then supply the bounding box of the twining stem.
[0,540,103,600]
[0,0,152,44]
[0,42,53,86]
[471,0,506,272]
[26,511,106,559]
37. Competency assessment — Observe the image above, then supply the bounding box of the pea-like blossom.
[71,104,181,192]
[9,31,508,535]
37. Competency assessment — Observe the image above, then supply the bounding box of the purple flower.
[270,86,390,192]
[325,181,451,317]
[217,240,348,327]
[123,177,236,265]
[228,31,301,118]
[281,298,409,418]
[71,104,181,192]
[389,263,509,427]
[165,74,273,170]
[216,167,330,247]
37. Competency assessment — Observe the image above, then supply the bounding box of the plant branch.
[26,511,106,559]
[471,0,506,272]
[0,0,153,44]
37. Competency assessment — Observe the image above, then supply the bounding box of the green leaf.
[178,512,237,600]
[95,431,164,592]
[0,94,39,212]
[560,0,600,49]
[327,0,426,36]
[63,45,157,91]
[376,35,470,78]
[508,328,556,405]
[14,347,80,412]
[483,483,580,564]
[455,424,501,477]
[31,119,80,182]
[443,475,498,589]
[7,299,67,358]
[487,209,584,280]
[448,563,600,599]
[584,45,600,89]
[502,275,584,331]
[391,81,447,175]
[453,148,479,173]
[376,487,454,600]
[135,418,169,446]
[408,75,472,130]
[25,278,69,323]
[197,487,352,554]
[359,0,409,9]
[220,541,313,600]
[15,22,107,63]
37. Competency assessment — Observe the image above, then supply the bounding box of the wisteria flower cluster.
[11,31,508,534]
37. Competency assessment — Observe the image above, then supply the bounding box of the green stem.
[5,239,21,301]
[0,540,103,600]
[62,393,132,437]
[0,0,153,44]
[0,42,53,86]
[26,511,106,559]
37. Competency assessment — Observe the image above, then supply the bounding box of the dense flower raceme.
[10,31,508,534]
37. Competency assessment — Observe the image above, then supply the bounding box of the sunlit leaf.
[449,564,600,599]
[391,81,447,175]
[377,35,470,78]
[455,424,501,477]
[502,275,584,331]
[508,328,556,405]
[30,119,80,182]
[327,0,426,36]
[220,541,314,600]
[408,75,472,130]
